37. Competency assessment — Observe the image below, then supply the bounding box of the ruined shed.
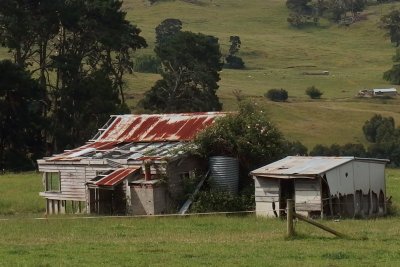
[251,156,389,218]
[37,112,227,215]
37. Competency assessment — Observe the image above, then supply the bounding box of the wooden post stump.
[287,199,295,237]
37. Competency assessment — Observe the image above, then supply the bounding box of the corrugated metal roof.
[95,112,228,142]
[93,167,141,186]
[47,141,118,161]
[45,112,227,162]
[251,156,355,177]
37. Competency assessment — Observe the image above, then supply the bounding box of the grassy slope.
[0,0,399,147]
[121,0,400,147]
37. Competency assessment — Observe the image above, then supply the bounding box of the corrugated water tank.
[209,156,239,194]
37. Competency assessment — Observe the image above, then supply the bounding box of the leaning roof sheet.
[93,167,141,187]
[251,156,355,177]
[94,112,228,142]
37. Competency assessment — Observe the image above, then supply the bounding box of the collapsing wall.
[323,161,386,217]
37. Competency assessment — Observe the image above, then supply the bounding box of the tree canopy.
[381,9,400,47]
[139,31,223,112]
[0,0,147,155]
[0,60,47,170]
[193,101,287,172]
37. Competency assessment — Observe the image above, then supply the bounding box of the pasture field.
[2,1,400,147]
[0,170,399,266]
[120,0,400,147]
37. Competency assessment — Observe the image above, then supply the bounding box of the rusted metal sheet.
[46,112,226,162]
[94,167,141,187]
[95,112,228,142]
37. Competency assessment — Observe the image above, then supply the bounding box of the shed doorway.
[89,184,126,215]
[279,179,294,216]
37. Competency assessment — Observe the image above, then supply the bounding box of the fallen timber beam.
[286,199,347,238]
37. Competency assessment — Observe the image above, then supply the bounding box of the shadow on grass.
[284,232,363,241]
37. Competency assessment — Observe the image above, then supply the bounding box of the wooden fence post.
[287,199,295,237]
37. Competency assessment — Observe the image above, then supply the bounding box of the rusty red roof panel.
[95,167,141,186]
[95,112,228,142]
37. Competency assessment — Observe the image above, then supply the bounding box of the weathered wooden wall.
[254,177,280,217]
[294,179,321,216]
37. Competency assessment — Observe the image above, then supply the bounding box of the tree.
[139,31,223,112]
[0,60,47,170]
[286,0,313,14]
[155,18,182,45]
[194,101,286,173]
[225,36,245,69]
[309,143,366,157]
[0,0,147,153]
[286,0,320,27]
[362,114,395,143]
[383,48,400,84]
[0,0,60,88]
[265,88,289,102]
[52,69,129,149]
[381,10,400,47]
[306,85,323,99]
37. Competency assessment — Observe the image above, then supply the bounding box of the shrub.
[194,101,286,173]
[190,189,255,213]
[306,85,323,99]
[265,88,288,101]
[310,143,367,157]
[285,140,308,156]
[133,54,161,74]
[225,55,245,69]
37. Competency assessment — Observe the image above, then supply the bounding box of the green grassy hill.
[2,0,400,147]
[119,0,400,147]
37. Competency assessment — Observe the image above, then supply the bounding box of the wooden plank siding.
[294,179,321,212]
[39,164,111,202]
[254,177,280,217]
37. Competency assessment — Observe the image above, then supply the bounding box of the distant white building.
[372,88,397,97]
[251,156,389,219]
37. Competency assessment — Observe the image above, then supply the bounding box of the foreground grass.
[0,168,399,265]
[0,215,400,266]
[0,172,44,216]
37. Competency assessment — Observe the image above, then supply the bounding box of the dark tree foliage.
[306,85,323,99]
[383,48,400,84]
[52,70,129,150]
[287,0,367,25]
[362,114,395,143]
[265,88,289,102]
[0,0,147,154]
[0,60,47,170]
[225,36,245,69]
[381,10,400,47]
[194,101,287,173]
[155,18,183,45]
[285,140,308,156]
[286,0,313,14]
[309,143,367,157]
[140,31,223,112]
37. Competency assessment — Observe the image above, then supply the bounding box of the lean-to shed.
[251,156,389,218]
[37,112,227,215]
